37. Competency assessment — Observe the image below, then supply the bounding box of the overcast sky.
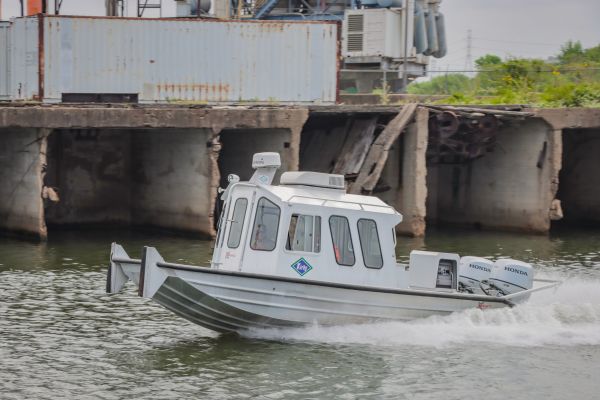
[437,0,600,73]
[2,0,599,73]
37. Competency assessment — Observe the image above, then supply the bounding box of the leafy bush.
[407,41,600,107]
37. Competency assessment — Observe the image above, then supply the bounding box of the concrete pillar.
[382,108,429,236]
[396,107,428,236]
[131,128,216,238]
[0,128,48,239]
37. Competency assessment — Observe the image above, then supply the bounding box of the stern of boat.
[106,242,142,294]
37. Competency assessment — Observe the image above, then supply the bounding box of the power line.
[426,67,600,73]
[472,37,559,47]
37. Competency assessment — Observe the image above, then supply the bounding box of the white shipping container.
[9,15,339,104]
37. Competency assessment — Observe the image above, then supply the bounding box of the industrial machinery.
[174,0,447,93]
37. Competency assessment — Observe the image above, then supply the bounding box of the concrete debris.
[42,186,60,202]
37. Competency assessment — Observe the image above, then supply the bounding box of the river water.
[1,228,600,399]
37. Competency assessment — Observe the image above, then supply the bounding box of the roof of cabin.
[261,183,402,219]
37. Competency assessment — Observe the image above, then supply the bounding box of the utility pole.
[465,29,472,75]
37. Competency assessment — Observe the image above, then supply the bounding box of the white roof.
[263,182,402,219]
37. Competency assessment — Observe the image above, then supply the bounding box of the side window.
[329,216,355,266]
[358,219,383,269]
[286,214,321,253]
[227,198,248,248]
[250,197,281,251]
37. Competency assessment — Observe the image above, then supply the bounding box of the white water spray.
[245,275,600,348]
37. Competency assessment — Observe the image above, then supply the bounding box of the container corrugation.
[24,15,337,104]
[0,22,11,100]
[9,17,40,100]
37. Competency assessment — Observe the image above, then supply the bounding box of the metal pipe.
[401,0,411,92]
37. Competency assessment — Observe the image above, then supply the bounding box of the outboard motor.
[458,256,494,294]
[489,259,534,295]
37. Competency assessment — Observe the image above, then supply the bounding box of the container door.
[220,188,253,271]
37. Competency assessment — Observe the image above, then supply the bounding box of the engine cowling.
[458,256,494,294]
[489,259,534,295]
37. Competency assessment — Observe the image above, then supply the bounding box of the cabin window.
[357,219,383,269]
[227,198,248,248]
[286,214,321,253]
[329,216,355,266]
[250,197,281,251]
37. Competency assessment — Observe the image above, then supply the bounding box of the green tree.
[475,54,502,69]
[559,40,585,64]
[583,44,600,63]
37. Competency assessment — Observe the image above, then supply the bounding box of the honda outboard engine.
[489,259,534,295]
[458,256,494,294]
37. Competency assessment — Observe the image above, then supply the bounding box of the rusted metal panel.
[33,16,338,104]
[0,22,10,100]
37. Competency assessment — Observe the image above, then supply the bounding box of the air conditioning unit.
[343,8,411,59]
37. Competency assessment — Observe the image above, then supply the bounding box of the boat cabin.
[212,152,412,289]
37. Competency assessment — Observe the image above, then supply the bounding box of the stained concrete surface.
[0,128,47,238]
[2,104,600,240]
[0,106,309,238]
[131,129,216,236]
[427,118,558,233]
[45,129,132,227]
[558,128,600,226]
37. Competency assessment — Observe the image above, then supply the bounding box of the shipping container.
[8,17,39,100]
[8,15,339,104]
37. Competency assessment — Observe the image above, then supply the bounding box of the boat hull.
[108,244,562,333]
[121,245,512,333]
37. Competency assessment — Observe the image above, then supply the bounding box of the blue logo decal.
[291,258,313,276]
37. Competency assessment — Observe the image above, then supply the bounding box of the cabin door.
[220,187,254,271]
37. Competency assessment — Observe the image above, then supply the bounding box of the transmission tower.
[465,29,473,74]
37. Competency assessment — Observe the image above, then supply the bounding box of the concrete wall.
[131,129,216,237]
[300,115,352,173]
[558,128,600,225]
[45,129,132,226]
[0,128,47,238]
[427,118,558,233]
[0,106,309,239]
[218,129,297,188]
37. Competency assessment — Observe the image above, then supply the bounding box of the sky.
[2,0,599,73]
[436,0,600,74]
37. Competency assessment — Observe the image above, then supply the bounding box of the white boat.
[107,152,560,333]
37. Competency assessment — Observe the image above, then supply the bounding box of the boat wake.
[243,274,600,348]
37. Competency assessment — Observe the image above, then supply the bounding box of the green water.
[1,228,600,399]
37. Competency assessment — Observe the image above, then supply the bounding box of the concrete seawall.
[0,105,307,239]
[1,104,599,240]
